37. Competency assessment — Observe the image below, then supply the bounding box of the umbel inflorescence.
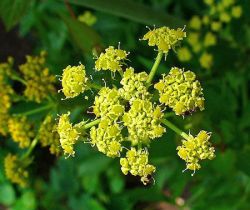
[1,51,59,187]
[57,26,215,185]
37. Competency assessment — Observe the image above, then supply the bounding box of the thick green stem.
[161,119,190,140]
[83,118,101,129]
[14,103,55,117]
[146,51,163,85]
[21,137,39,160]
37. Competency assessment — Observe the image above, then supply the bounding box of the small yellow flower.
[142,26,186,54]
[119,67,150,102]
[231,6,242,18]
[220,12,231,23]
[19,51,56,103]
[199,52,213,69]
[177,130,215,172]
[4,154,29,187]
[155,67,205,115]
[93,87,124,120]
[202,15,210,25]
[203,0,214,6]
[90,117,123,158]
[123,99,165,145]
[222,0,235,8]
[95,46,128,72]
[78,11,97,26]
[61,64,88,99]
[187,32,200,48]
[0,113,10,136]
[8,117,34,148]
[211,21,222,32]
[189,16,202,30]
[120,148,156,185]
[0,59,14,115]
[177,47,192,62]
[57,112,79,157]
[204,32,217,47]
[38,115,61,156]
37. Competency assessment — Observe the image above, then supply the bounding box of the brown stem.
[64,0,76,19]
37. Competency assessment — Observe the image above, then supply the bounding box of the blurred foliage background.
[0,0,250,209]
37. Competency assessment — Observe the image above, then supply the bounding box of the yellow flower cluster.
[90,117,123,157]
[19,51,56,103]
[61,64,88,99]
[0,58,14,136]
[120,148,156,185]
[123,99,165,145]
[38,115,61,156]
[142,26,186,54]
[4,154,29,187]
[95,46,128,72]
[155,67,204,115]
[78,11,97,26]
[177,130,215,172]
[8,117,34,148]
[57,26,215,184]
[93,87,125,120]
[180,0,243,69]
[119,67,150,102]
[57,113,79,157]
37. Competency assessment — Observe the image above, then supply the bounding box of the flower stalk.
[146,51,163,85]
[161,119,190,140]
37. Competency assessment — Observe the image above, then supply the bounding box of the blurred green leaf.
[237,147,250,176]
[78,154,111,176]
[61,14,102,53]
[0,0,33,30]
[65,0,185,27]
[12,190,36,210]
[0,183,16,206]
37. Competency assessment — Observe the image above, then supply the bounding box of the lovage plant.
[58,26,215,185]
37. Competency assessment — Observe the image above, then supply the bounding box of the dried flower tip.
[61,64,88,99]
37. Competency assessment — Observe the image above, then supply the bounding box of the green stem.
[83,118,101,129]
[146,51,163,85]
[161,119,190,140]
[14,103,55,117]
[21,137,39,160]
[11,74,27,85]
[88,82,102,90]
[164,112,175,118]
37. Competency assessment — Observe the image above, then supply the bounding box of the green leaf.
[0,0,33,30]
[64,0,185,27]
[12,190,36,210]
[0,183,16,206]
[61,14,102,53]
